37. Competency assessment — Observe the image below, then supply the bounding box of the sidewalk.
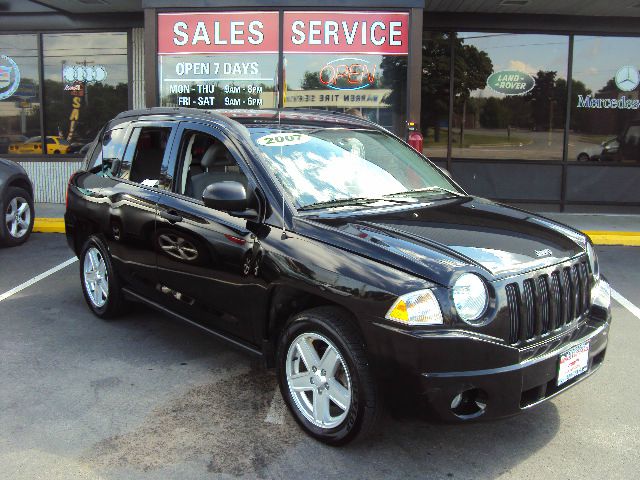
[33,203,640,246]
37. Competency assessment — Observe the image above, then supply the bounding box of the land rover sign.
[486,70,535,96]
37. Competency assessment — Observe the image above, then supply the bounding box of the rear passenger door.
[154,122,264,345]
[93,121,176,302]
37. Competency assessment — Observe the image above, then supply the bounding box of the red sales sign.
[158,12,279,54]
[158,11,409,55]
[283,11,409,55]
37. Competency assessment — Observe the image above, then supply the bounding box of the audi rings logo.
[62,64,107,84]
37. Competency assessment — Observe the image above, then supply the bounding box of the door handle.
[160,210,183,224]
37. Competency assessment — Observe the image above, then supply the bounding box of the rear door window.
[119,126,173,187]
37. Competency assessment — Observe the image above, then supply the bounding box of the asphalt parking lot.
[0,234,638,480]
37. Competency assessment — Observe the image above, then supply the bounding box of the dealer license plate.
[557,341,590,386]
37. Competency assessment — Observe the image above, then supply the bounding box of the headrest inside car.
[201,143,222,168]
[201,143,236,168]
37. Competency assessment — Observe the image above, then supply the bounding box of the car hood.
[296,197,587,284]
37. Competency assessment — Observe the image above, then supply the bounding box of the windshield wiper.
[298,196,412,211]
[384,186,466,199]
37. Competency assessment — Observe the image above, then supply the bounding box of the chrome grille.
[506,260,591,345]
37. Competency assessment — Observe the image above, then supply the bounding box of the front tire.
[79,236,127,318]
[1,187,34,247]
[276,307,379,445]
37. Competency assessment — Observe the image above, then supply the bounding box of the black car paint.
[0,158,33,199]
[65,108,610,421]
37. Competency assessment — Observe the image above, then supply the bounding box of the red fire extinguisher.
[407,121,423,153]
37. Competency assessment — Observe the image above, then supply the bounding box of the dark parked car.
[0,157,35,247]
[65,108,612,445]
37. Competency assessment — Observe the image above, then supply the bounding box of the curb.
[33,218,65,233]
[31,218,640,247]
[583,231,640,247]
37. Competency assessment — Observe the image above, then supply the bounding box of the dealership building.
[1,0,639,211]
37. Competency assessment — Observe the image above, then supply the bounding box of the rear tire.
[276,307,379,445]
[0,187,34,247]
[577,153,589,162]
[79,235,127,318]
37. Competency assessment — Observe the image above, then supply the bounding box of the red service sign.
[158,12,279,54]
[283,11,409,55]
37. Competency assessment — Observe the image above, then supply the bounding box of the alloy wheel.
[5,196,31,239]
[285,332,352,429]
[83,246,109,308]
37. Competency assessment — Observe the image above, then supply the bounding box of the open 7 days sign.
[157,11,409,55]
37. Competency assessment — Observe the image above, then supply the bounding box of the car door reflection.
[154,197,264,343]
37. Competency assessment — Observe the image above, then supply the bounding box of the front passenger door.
[154,123,265,345]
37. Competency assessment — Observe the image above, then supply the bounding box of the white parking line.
[0,257,78,302]
[611,288,640,320]
[264,387,286,425]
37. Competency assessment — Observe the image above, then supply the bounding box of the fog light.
[450,388,487,419]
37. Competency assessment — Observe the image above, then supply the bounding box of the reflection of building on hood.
[336,137,366,159]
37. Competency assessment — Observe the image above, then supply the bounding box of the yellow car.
[8,136,70,155]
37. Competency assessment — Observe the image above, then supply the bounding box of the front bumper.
[369,314,609,422]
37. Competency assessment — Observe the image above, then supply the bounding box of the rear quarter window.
[86,126,129,171]
[102,127,128,161]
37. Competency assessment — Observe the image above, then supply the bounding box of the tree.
[480,97,511,129]
[568,79,591,133]
[300,71,325,90]
[381,32,492,143]
[453,36,493,144]
[417,32,450,142]
[525,70,566,131]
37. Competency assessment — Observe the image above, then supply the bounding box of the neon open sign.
[319,57,376,90]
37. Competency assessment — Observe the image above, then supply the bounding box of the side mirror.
[202,181,257,219]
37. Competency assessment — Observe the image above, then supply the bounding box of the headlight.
[452,273,488,324]
[586,242,600,280]
[385,289,443,325]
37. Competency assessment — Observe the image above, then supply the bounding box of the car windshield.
[248,126,460,210]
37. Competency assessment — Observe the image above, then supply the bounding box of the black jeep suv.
[65,108,611,445]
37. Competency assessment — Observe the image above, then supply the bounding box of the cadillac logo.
[0,54,21,101]
[535,249,553,258]
[615,66,639,92]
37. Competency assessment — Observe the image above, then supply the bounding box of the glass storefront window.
[157,12,279,110]
[570,36,640,163]
[284,53,406,134]
[158,53,279,109]
[421,31,451,158]
[282,11,409,136]
[451,33,569,161]
[43,32,129,155]
[0,35,41,155]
